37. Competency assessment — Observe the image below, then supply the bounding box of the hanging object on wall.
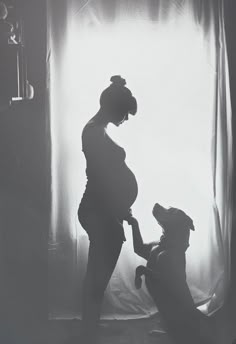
[0,0,34,110]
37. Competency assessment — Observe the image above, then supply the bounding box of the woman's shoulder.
[82,121,106,149]
[83,119,96,130]
[82,120,104,137]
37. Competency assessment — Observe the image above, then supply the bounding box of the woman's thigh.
[86,235,123,291]
[78,205,125,242]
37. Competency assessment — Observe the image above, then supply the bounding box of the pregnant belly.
[110,164,138,215]
[81,164,138,218]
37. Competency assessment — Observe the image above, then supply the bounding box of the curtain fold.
[207,1,232,312]
[47,0,232,319]
[224,0,236,295]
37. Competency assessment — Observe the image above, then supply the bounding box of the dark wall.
[0,1,235,343]
[0,1,49,343]
[224,0,236,300]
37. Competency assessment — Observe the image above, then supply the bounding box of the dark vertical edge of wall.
[0,0,51,339]
[224,0,236,300]
[22,0,51,326]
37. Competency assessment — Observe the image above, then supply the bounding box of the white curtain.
[47,0,232,319]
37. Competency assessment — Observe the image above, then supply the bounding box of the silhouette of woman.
[78,75,138,343]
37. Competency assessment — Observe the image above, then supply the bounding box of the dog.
[125,203,215,344]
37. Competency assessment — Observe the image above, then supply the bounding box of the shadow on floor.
[48,313,173,344]
[45,304,236,344]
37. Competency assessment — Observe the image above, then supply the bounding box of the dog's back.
[145,245,194,312]
[146,247,214,343]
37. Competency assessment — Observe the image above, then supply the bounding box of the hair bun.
[110,75,126,87]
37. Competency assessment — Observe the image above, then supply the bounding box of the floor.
[48,314,172,344]
[3,295,235,344]
[45,299,236,344]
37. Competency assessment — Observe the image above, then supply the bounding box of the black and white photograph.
[0,1,236,344]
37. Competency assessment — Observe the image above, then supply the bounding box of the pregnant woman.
[78,75,138,344]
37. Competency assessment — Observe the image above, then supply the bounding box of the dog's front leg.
[135,265,159,289]
[135,265,146,289]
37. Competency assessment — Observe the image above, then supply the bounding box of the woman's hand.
[124,209,139,226]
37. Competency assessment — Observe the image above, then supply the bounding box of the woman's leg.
[81,236,123,344]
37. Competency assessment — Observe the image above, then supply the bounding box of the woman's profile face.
[111,110,129,126]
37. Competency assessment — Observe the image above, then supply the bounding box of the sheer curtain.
[47,0,232,319]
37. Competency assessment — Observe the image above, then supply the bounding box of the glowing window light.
[50,17,216,299]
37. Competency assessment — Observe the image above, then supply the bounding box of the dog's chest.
[146,245,162,270]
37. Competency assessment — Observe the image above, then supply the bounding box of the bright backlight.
[50,17,216,301]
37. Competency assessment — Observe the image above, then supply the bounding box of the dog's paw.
[124,211,139,226]
[135,275,142,289]
[136,265,146,276]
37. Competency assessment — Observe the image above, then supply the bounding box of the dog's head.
[152,203,195,233]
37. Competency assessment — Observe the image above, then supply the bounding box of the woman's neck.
[91,109,110,127]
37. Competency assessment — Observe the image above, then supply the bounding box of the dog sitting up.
[125,203,215,344]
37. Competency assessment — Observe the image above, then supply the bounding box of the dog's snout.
[152,203,167,222]
[153,203,161,211]
[152,203,160,215]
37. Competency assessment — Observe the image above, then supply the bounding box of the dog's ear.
[182,212,195,231]
[190,220,195,231]
[188,217,195,231]
[178,209,195,231]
